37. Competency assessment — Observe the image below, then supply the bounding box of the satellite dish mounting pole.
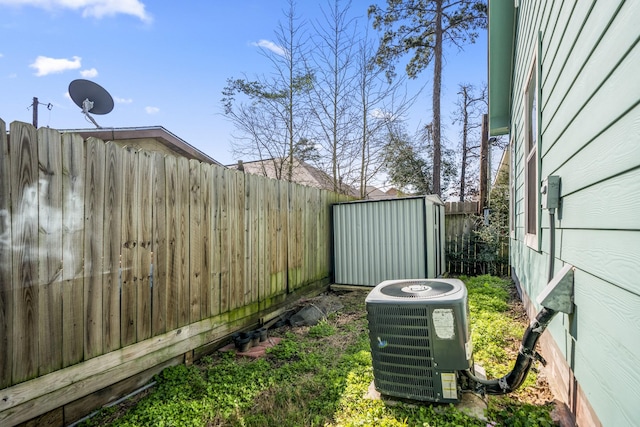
[32,97,38,128]
[81,98,101,128]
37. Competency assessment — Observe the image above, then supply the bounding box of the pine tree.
[369,0,487,196]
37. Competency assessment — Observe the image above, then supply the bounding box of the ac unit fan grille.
[379,280,456,298]
[367,304,438,400]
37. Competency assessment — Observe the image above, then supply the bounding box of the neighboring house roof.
[385,188,400,197]
[363,186,391,200]
[383,187,415,199]
[59,126,223,166]
[488,2,516,136]
[229,157,359,197]
[363,186,410,200]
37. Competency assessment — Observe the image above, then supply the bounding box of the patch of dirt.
[501,290,557,407]
[85,386,154,426]
[268,290,368,354]
[520,370,556,406]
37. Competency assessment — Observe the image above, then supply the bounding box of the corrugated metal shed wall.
[333,196,445,286]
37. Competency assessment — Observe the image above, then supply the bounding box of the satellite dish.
[68,79,114,128]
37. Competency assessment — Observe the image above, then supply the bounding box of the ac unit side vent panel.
[371,358,435,388]
[373,362,434,379]
[370,316,433,330]
[369,305,431,318]
[372,325,431,339]
[374,353,433,367]
[374,371,435,387]
[376,341,432,355]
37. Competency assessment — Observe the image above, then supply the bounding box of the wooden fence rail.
[0,120,346,425]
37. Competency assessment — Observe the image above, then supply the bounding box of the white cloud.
[80,67,98,78]
[145,106,159,114]
[251,39,285,56]
[0,0,152,23]
[30,55,81,76]
[114,96,133,104]
[370,108,394,120]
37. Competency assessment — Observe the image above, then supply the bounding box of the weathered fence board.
[226,168,236,310]
[120,147,139,347]
[84,137,106,359]
[189,159,202,323]
[164,155,178,331]
[268,179,278,296]
[37,127,64,376]
[137,150,153,341]
[257,176,266,303]
[152,152,168,335]
[237,171,248,307]
[0,119,11,389]
[229,171,241,309]
[288,184,299,290]
[201,163,212,318]
[11,122,39,383]
[245,174,253,303]
[176,156,190,327]
[210,165,222,316]
[61,132,85,367]
[103,142,123,353]
[218,165,230,313]
[278,182,289,294]
[226,170,236,310]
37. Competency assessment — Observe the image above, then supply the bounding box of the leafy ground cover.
[82,275,557,426]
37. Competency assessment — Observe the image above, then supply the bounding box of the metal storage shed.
[332,195,446,286]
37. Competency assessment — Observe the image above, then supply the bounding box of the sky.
[0,0,488,167]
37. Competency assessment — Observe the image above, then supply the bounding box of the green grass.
[465,275,525,378]
[82,275,556,427]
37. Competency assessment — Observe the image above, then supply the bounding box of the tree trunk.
[360,101,368,199]
[432,0,443,196]
[460,86,469,202]
[479,113,489,212]
[287,65,294,182]
[286,1,295,182]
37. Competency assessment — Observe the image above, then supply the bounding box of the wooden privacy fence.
[0,120,346,425]
[444,201,510,277]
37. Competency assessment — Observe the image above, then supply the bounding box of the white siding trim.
[523,43,540,250]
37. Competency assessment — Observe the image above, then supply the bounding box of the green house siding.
[491,0,640,425]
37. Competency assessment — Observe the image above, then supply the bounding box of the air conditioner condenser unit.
[366,278,473,403]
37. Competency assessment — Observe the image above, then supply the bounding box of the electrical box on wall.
[541,175,561,210]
